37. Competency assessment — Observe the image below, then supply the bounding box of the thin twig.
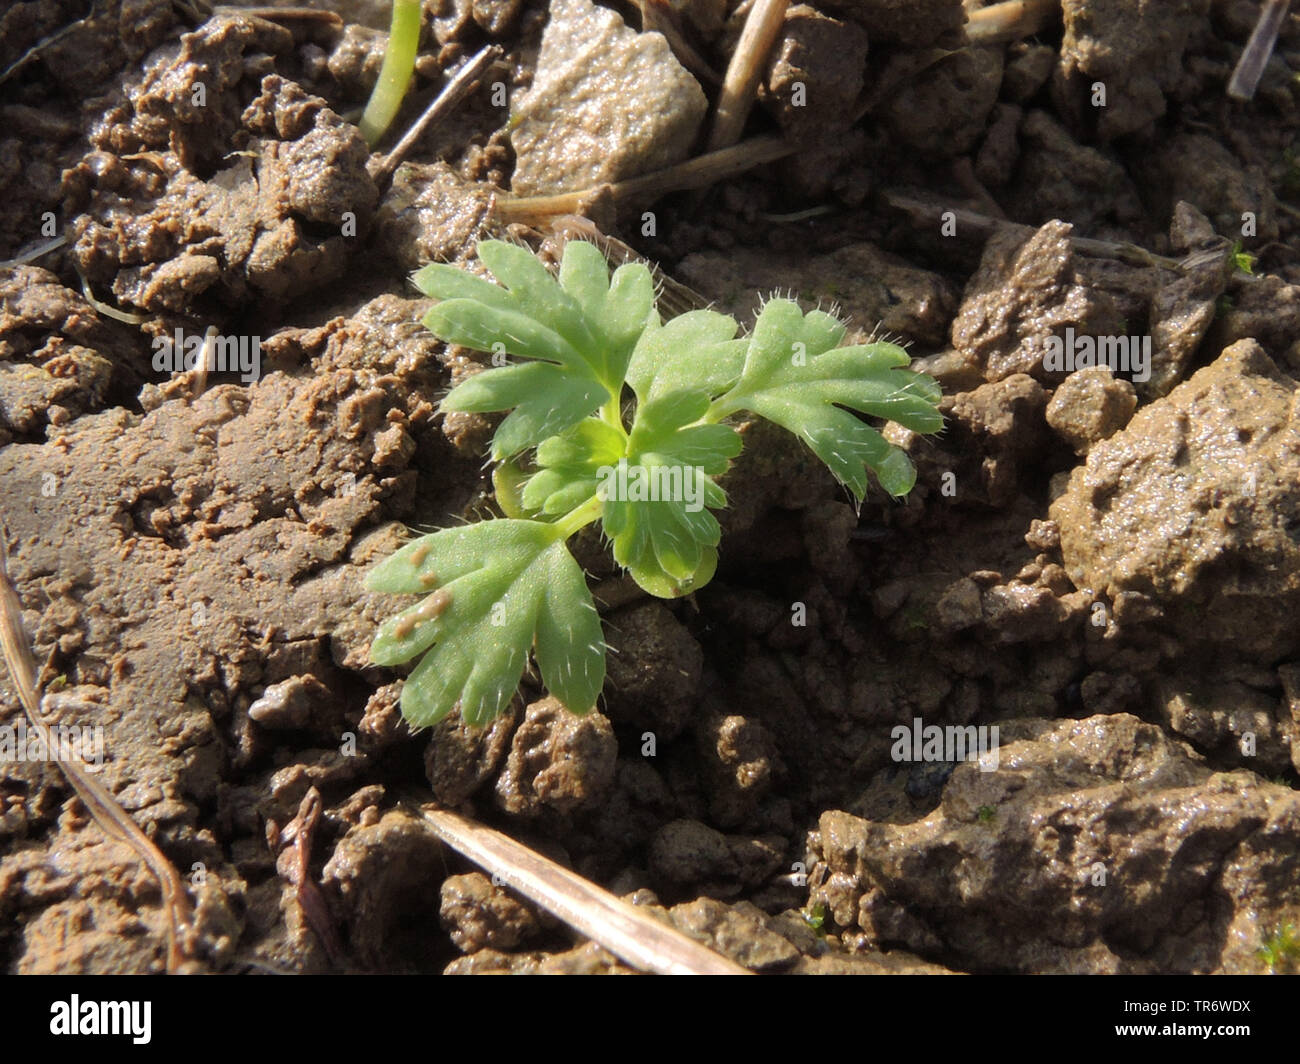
[853,48,958,122]
[0,0,105,86]
[0,534,195,972]
[1227,0,1292,101]
[213,6,342,26]
[79,274,147,325]
[639,0,721,86]
[0,235,68,269]
[966,0,1061,45]
[883,190,1184,269]
[496,134,796,221]
[757,205,837,223]
[369,45,502,188]
[407,803,751,974]
[883,189,1263,281]
[706,0,790,152]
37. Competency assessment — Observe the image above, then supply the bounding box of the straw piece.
[409,803,753,975]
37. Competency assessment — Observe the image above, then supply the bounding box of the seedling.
[359,0,422,146]
[1258,921,1300,973]
[368,240,943,727]
[1229,240,1257,276]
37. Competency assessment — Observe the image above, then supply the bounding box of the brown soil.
[1,0,1299,974]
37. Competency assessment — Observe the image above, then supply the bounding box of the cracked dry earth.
[2,0,1300,974]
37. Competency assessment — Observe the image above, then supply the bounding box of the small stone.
[248,674,333,730]
[439,872,540,952]
[509,0,707,196]
[1001,43,1054,103]
[1056,0,1214,140]
[604,601,702,741]
[649,819,735,887]
[881,46,1003,157]
[648,819,784,894]
[1046,367,1137,455]
[1024,519,1061,553]
[669,897,799,971]
[762,6,869,144]
[494,696,617,816]
[471,0,524,37]
[951,220,1126,383]
[425,701,518,806]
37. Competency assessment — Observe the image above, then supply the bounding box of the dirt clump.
[439,871,541,952]
[494,696,618,817]
[1045,367,1137,455]
[808,714,1300,973]
[761,6,869,145]
[1054,0,1213,140]
[1051,339,1300,663]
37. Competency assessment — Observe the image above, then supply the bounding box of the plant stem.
[598,394,627,435]
[552,494,604,540]
[704,393,744,424]
[359,0,423,147]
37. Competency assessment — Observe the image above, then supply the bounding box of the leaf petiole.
[551,494,604,540]
[598,393,628,435]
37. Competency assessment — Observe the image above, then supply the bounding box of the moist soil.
[1,0,1299,974]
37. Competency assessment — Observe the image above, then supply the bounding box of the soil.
[1,0,1299,975]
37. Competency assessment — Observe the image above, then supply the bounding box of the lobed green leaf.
[367,520,604,726]
[626,310,747,404]
[713,298,943,500]
[442,360,609,459]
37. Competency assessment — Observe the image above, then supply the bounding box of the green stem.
[552,494,603,540]
[599,393,626,435]
[359,0,422,147]
[704,394,743,423]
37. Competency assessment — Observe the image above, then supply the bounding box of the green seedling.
[976,804,996,823]
[1257,922,1300,973]
[368,239,943,727]
[1229,240,1257,276]
[359,0,422,146]
[901,602,930,632]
